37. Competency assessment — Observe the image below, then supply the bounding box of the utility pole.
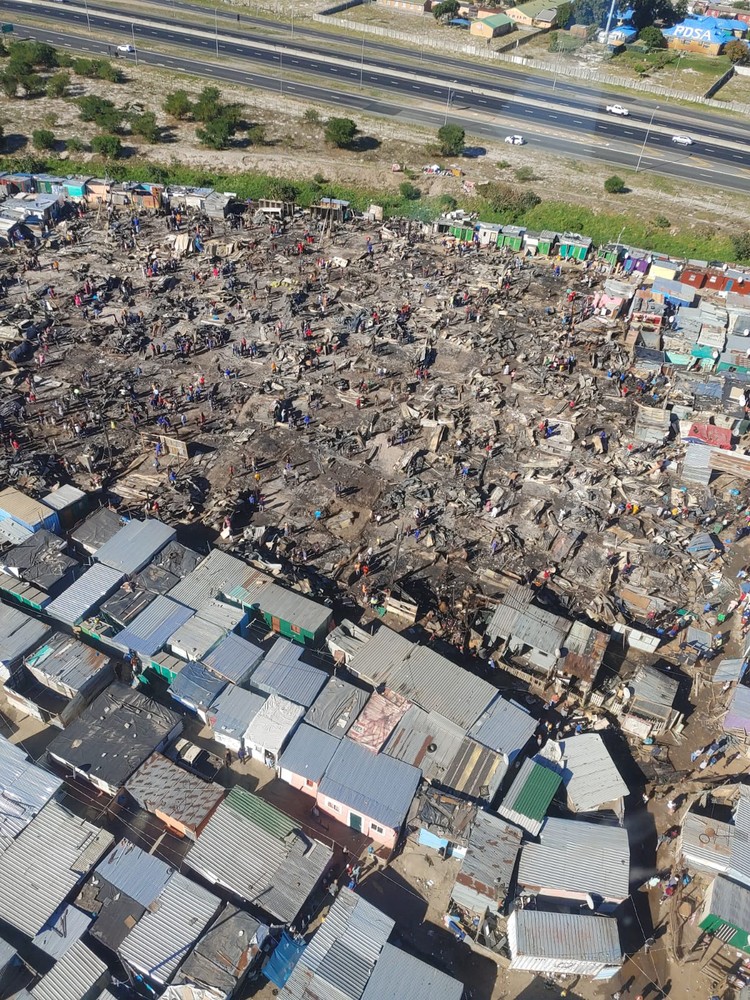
[215,7,219,57]
[131,23,138,65]
[359,34,365,89]
[280,49,283,93]
[83,0,92,34]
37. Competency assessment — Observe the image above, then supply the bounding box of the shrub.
[163,89,193,119]
[46,70,70,98]
[604,175,626,193]
[653,214,671,229]
[77,95,124,132]
[193,85,222,123]
[247,123,267,145]
[438,194,458,210]
[196,116,235,149]
[514,165,537,182]
[91,133,123,159]
[324,117,357,148]
[399,181,421,201]
[130,111,159,143]
[303,107,321,124]
[639,26,666,50]
[32,128,56,150]
[66,136,86,153]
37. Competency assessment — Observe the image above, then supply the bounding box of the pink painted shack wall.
[279,768,319,797]
[315,794,398,849]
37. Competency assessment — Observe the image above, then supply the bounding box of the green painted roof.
[225,787,296,840]
[478,12,512,25]
[512,762,562,821]
[511,0,563,14]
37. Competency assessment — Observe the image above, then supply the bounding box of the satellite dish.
[585,894,596,910]
[622,687,632,701]
[427,743,438,754]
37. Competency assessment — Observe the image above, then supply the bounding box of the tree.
[604,174,626,193]
[0,123,4,151]
[556,1,573,27]
[437,123,465,155]
[193,85,222,123]
[91,133,123,159]
[0,72,18,98]
[432,0,460,19]
[46,70,70,98]
[572,0,609,26]
[399,181,421,201]
[268,180,298,201]
[32,128,55,151]
[196,115,234,149]
[163,89,193,119]
[324,117,357,148]
[639,25,666,49]
[130,111,159,142]
[725,39,750,64]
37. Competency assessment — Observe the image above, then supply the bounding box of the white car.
[117,43,135,53]
[672,134,693,146]
[606,104,629,116]
[504,135,525,145]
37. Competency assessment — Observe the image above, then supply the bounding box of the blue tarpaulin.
[264,932,306,988]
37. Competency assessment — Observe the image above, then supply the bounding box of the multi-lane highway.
[9,0,750,192]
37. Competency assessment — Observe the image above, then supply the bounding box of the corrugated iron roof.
[195,599,245,633]
[349,626,495,730]
[452,811,522,912]
[184,787,332,923]
[31,939,108,1000]
[0,487,54,529]
[509,909,621,964]
[168,615,225,662]
[93,838,173,908]
[0,800,113,936]
[469,697,536,759]
[730,789,750,888]
[45,564,124,626]
[518,817,629,900]
[0,732,62,851]
[42,484,86,511]
[497,759,561,836]
[383,706,464,780]
[724,683,750,735]
[704,874,750,933]
[680,811,733,875]
[251,639,327,708]
[0,605,51,669]
[305,678,368,738]
[119,872,221,986]
[318,738,421,831]
[278,723,340,783]
[629,664,679,720]
[208,684,265,743]
[168,549,251,612]
[125,754,224,835]
[280,888,393,1000]
[562,622,609,685]
[0,518,33,546]
[229,570,331,636]
[94,518,175,575]
[361,944,461,1000]
[113,594,194,657]
[203,632,264,685]
[25,633,109,693]
[33,903,92,959]
[539,734,628,812]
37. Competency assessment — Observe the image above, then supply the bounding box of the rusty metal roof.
[124,753,225,836]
